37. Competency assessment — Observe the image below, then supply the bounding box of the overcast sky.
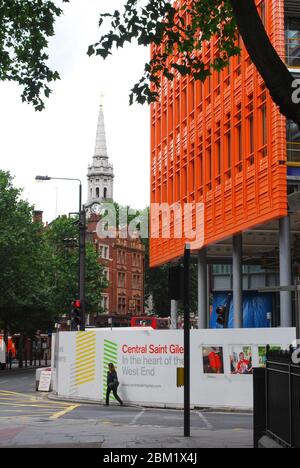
[0,0,150,223]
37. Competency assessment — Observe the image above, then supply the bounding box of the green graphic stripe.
[104,345,118,355]
[104,351,118,361]
[104,340,118,349]
[103,340,118,400]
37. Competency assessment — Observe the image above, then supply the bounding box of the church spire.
[86,95,114,211]
[94,95,108,160]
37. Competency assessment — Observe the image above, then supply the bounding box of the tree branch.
[230,0,300,128]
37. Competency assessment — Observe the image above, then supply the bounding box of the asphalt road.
[0,369,253,448]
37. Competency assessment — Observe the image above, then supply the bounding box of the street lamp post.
[35,175,86,331]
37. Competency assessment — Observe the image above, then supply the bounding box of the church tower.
[86,98,114,210]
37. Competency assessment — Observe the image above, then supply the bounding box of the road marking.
[129,409,146,425]
[0,402,74,409]
[0,390,34,398]
[198,412,214,430]
[49,404,80,420]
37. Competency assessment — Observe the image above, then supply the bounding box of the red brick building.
[87,215,145,322]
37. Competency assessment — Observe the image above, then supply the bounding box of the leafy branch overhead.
[90,0,300,128]
[89,0,238,105]
[0,0,69,111]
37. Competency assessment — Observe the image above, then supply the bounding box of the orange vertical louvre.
[150,0,287,268]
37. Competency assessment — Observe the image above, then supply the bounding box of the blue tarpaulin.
[210,292,273,329]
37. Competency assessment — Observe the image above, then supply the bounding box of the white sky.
[0,0,150,223]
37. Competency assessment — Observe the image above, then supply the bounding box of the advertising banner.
[56,328,295,409]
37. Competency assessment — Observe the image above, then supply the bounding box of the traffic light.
[216,305,226,328]
[71,300,81,331]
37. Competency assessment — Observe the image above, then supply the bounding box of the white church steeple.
[87,97,114,210]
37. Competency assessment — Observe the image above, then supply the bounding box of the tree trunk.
[230,0,300,128]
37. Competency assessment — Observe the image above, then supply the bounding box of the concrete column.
[198,248,207,329]
[233,234,243,328]
[280,216,292,327]
[171,300,178,329]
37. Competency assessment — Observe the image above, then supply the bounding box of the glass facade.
[287,121,300,163]
[285,17,300,67]
[286,16,300,164]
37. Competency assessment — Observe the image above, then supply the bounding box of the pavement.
[0,369,253,448]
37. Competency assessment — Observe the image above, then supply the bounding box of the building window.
[118,272,126,288]
[235,104,243,172]
[225,113,231,178]
[215,122,221,184]
[259,90,268,158]
[103,269,109,282]
[118,296,126,314]
[104,187,107,199]
[101,295,109,312]
[99,245,109,260]
[96,187,100,198]
[133,253,141,267]
[118,250,126,265]
[133,274,141,289]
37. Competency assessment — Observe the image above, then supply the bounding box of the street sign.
[38,370,52,392]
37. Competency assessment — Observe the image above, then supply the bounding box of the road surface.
[0,370,253,448]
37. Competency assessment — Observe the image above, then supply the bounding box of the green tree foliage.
[91,0,300,127]
[0,0,69,110]
[2,1,299,126]
[43,215,107,320]
[142,236,170,317]
[0,171,48,335]
[0,171,106,337]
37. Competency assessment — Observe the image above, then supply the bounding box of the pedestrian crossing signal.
[71,300,81,331]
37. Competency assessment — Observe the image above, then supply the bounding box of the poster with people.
[202,347,224,374]
[258,346,282,368]
[230,346,253,375]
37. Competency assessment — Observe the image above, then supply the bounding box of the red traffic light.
[73,300,81,309]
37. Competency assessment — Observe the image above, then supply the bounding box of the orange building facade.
[150,0,288,268]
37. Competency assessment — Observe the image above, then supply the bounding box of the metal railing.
[265,348,300,448]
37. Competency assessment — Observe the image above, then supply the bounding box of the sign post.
[184,244,191,437]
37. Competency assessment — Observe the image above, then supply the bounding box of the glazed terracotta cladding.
[150,0,287,267]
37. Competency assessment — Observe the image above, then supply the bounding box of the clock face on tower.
[91,202,102,215]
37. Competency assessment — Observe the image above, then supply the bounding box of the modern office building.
[150,0,300,328]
